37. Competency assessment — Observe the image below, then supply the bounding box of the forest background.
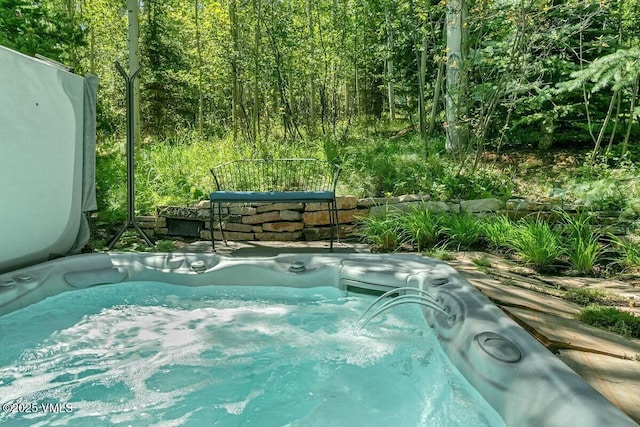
[2,0,640,220]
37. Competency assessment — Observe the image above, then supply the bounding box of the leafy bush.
[358,211,403,252]
[431,166,514,201]
[481,215,516,250]
[578,306,640,338]
[399,206,442,251]
[569,179,627,211]
[559,211,603,275]
[508,218,563,270]
[439,213,484,250]
[609,235,640,272]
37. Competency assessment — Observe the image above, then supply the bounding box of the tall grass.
[96,130,328,219]
[609,235,640,272]
[358,210,403,252]
[439,213,483,250]
[559,211,603,275]
[508,218,563,270]
[399,205,442,251]
[481,215,516,251]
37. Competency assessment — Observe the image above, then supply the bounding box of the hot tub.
[0,252,635,426]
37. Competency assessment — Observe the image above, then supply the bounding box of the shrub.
[358,211,403,252]
[508,218,563,270]
[481,215,516,251]
[399,206,442,251]
[609,235,640,272]
[439,213,483,250]
[578,306,640,338]
[559,211,603,275]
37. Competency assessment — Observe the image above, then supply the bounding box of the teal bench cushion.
[210,191,335,203]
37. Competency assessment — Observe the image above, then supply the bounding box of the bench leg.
[217,202,229,247]
[209,202,216,252]
[329,199,338,251]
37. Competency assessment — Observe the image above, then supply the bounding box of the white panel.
[0,46,84,272]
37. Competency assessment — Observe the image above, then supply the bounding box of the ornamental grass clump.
[481,215,516,251]
[358,210,403,252]
[508,218,563,270]
[439,213,483,250]
[559,211,604,275]
[399,206,442,251]
[609,235,640,272]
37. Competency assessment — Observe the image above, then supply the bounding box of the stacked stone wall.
[139,196,633,241]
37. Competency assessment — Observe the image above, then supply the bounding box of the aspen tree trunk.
[230,0,239,142]
[252,0,262,143]
[445,0,467,154]
[385,12,395,121]
[127,0,140,148]
[195,0,204,136]
[307,0,316,134]
[622,77,638,155]
[417,27,428,141]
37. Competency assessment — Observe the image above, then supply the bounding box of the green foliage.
[481,215,516,251]
[358,211,403,252]
[578,306,640,338]
[558,47,640,94]
[155,240,178,252]
[508,218,563,270]
[0,0,84,64]
[565,288,627,307]
[609,235,640,272]
[559,211,603,275]
[439,213,483,250]
[425,248,456,261]
[398,206,442,251]
[472,256,492,268]
[431,166,514,201]
[569,179,627,211]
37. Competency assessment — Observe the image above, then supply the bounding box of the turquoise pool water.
[0,283,505,426]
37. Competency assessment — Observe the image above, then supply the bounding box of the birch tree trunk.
[230,0,239,142]
[127,0,140,148]
[445,0,467,155]
[195,0,204,136]
[385,12,395,121]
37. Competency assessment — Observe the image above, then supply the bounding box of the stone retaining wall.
[138,196,632,242]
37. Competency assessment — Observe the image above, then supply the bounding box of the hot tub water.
[0,282,504,426]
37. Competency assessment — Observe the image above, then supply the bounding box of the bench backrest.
[210,159,341,193]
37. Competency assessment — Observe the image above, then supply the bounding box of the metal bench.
[209,159,341,250]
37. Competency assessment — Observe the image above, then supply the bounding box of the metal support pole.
[107,62,154,250]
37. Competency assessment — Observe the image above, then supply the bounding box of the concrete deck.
[179,241,640,424]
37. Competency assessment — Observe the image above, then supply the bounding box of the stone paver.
[558,350,640,423]
[504,306,640,359]
[447,252,640,424]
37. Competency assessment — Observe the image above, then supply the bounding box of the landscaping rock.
[262,222,304,232]
[242,211,280,224]
[255,231,303,241]
[460,198,504,213]
[256,202,303,213]
[280,210,301,221]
